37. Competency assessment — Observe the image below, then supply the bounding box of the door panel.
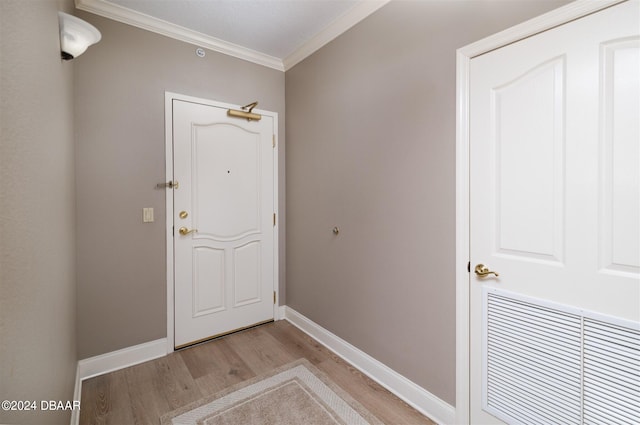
[234,241,261,306]
[193,123,261,239]
[173,99,275,348]
[470,2,640,423]
[601,38,640,274]
[494,57,564,263]
[193,247,225,316]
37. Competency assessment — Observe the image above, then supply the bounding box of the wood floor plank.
[78,374,108,425]
[80,321,436,425]
[223,325,296,375]
[262,320,332,365]
[182,337,256,395]
[103,369,137,425]
[79,369,135,425]
[124,360,172,425]
[318,356,436,425]
[179,336,248,381]
[154,353,203,410]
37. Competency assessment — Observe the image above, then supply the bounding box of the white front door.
[470,2,639,423]
[172,98,276,348]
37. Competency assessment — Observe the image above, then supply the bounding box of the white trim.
[75,0,389,72]
[70,363,82,425]
[454,1,624,424]
[455,48,471,425]
[164,91,279,353]
[76,338,168,381]
[282,0,390,71]
[460,0,624,60]
[70,339,167,425]
[75,0,283,71]
[165,92,175,355]
[272,115,280,324]
[283,306,455,425]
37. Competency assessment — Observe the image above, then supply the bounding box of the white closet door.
[469,2,640,423]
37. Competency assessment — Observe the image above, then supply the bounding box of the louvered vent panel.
[583,318,640,425]
[485,292,582,425]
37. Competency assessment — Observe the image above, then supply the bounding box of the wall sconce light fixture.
[58,12,101,60]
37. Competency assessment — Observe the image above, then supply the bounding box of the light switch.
[143,208,154,223]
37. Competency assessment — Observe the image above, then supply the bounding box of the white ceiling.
[76,0,389,71]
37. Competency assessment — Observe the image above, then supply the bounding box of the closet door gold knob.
[179,227,197,236]
[475,264,499,277]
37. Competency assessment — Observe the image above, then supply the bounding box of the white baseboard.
[276,305,286,320]
[70,338,167,425]
[283,306,456,425]
[77,338,168,381]
[71,362,82,425]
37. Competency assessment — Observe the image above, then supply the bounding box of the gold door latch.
[475,264,499,277]
[157,180,179,189]
[178,227,197,236]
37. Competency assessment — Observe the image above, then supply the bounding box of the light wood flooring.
[79,320,436,425]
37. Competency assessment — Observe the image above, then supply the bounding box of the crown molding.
[75,0,285,71]
[75,0,390,73]
[283,0,390,71]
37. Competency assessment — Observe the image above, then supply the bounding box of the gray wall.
[285,0,569,406]
[74,13,286,359]
[0,1,78,424]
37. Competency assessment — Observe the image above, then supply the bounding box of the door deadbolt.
[179,211,188,219]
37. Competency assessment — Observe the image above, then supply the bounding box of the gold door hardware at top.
[227,101,262,121]
[179,227,198,236]
[179,211,188,219]
[475,264,499,277]
[157,180,179,189]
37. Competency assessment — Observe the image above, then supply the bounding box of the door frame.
[454,1,624,423]
[164,91,279,353]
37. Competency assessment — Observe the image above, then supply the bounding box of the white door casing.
[456,1,639,424]
[165,93,278,350]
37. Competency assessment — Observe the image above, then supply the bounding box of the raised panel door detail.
[193,247,225,317]
[599,38,640,276]
[493,58,565,264]
[233,241,261,307]
[192,123,261,240]
[173,98,275,348]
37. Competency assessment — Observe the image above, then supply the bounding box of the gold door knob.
[179,227,197,236]
[475,264,499,277]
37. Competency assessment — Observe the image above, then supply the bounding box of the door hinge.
[467,261,471,273]
[273,213,276,226]
[272,134,276,148]
[273,291,276,304]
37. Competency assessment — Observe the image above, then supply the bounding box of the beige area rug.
[160,359,384,425]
